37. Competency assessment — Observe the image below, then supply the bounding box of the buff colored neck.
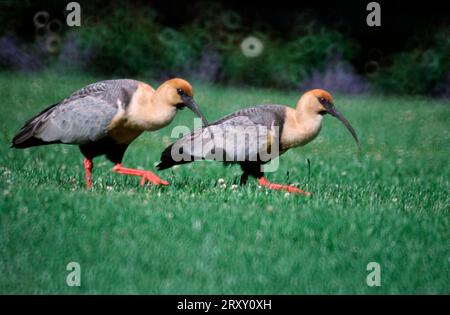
[293,96,323,145]
[126,83,177,131]
[281,97,323,151]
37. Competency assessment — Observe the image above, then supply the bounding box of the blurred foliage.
[0,2,448,97]
[373,28,450,95]
[77,7,202,77]
[219,29,358,89]
[74,6,358,90]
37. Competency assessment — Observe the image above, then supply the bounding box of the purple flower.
[0,34,43,71]
[300,58,371,95]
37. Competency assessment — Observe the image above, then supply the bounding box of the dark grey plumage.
[157,105,286,171]
[213,105,287,131]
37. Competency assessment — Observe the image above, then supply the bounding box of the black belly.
[79,137,129,163]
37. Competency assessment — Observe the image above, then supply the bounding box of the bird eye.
[319,97,326,104]
[177,88,185,96]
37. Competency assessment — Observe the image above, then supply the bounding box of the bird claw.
[139,171,169,187]
[258,177,311,196]
[112,164,169,187]
[284,185,312,195]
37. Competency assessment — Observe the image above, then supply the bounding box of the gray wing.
[213,105,286,129]
[171,105,286,163]
[17,79,138,145]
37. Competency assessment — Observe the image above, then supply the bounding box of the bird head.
[301,89,359,148]
[162,78,209,126]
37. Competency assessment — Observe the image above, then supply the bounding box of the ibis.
[157,89,359,195]
[12,78,208,189]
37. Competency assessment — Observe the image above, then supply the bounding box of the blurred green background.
[0,0,449,97]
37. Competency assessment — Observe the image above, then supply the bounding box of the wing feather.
[36,96,116,144]
[158,105,286,169]
[170,114,280,163]
[13,79,138,146]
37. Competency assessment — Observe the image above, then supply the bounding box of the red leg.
[258,177,311,195]
[83,158,93,189]
[112,163,169,186]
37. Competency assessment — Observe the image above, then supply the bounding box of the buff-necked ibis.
[12,78,208,189]
[157,89,359,195]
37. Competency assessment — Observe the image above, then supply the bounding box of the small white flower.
[230,184,238,190]
[218,178,227,189]
[192,220,202,230]
[284,192,290,197]
[2,168,11,176]
[255,230,263,240]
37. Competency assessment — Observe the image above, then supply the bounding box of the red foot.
[112,164,169,186]
[258,177,312,195]
[83,158,93,189]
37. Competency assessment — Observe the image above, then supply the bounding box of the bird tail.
[157,126,211,171]
[157,143,192,170]
[11,102,59,148]
[157,143,177,170]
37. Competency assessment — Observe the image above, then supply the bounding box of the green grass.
[0,70,449,294]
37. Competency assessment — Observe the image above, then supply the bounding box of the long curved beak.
[327,105,360,149]
[182,95,209,127]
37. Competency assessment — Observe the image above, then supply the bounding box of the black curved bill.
[182,95,209,127]
[327,106,360,148]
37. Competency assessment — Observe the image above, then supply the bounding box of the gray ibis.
[12,78,208,189]
[157,89,359,195]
